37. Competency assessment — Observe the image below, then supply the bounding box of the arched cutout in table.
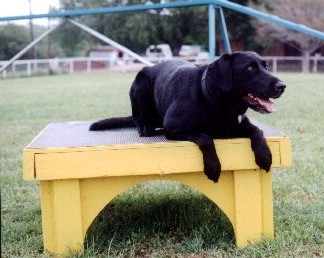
[84,180,235,251]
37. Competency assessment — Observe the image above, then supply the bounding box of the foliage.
[59,0,209,55]
[0,23,65,60]
[52,21,94,57]
[0,0,275,59]
[222,0,267,51]
[255,0,324,53]
[58,0,266,55]
[153,6,209,55]
[1,72,324,257]
[253,0,324,71]
[0,24,30,60]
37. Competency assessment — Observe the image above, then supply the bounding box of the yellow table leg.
[40,180,84,255]
[233,169,274,247]
[260,170,274,239]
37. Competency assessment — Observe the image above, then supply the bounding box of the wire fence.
[1,55,323,78]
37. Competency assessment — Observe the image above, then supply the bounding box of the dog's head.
[207,51,286,114]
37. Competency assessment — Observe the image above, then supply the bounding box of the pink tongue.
[257,98,276,112]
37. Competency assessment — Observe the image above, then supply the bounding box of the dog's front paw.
[254,143,272,172]
[138,126,155,137]
[204,159,221,183]
[89,122,101,131]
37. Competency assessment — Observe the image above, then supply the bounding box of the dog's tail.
[89,116,135,131]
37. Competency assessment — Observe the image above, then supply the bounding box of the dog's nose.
[274,81,286,93]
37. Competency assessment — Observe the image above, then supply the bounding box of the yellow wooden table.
[23,120,291,255]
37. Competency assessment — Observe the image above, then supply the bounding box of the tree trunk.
[302,51,310,73]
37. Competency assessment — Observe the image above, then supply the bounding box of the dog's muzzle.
[272,81,286,99]
[244,80,286,114]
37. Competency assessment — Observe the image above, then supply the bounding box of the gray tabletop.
[27,119,283,149]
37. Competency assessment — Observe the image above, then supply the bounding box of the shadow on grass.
[84,181,235,257]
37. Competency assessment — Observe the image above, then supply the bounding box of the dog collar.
[201,69,216,107]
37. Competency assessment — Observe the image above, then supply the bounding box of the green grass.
[1,72,324,258]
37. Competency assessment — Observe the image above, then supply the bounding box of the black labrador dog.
[90,51,286,182]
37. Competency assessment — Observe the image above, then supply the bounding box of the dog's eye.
[247,66,254,72]
[265,64,269,70]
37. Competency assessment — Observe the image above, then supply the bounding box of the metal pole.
[68,19,153,66]
[1,0,215,21]
[217,7,231,54]
[0,20,65,73]
[28,0,35,59]
[213,0,324,40]
[2,0,323,40]
[208,4,216,62]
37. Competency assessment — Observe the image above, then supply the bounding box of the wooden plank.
[22,150,35,180]
[260,170,274,238]
[279,137,292,166]
[40,181,55,252]
[33,140,281,180]
[233,170,262,247]
[51,180,84,254]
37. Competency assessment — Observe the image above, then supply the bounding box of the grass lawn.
[1,72,323,258]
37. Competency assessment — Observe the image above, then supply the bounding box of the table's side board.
[23,137,291,180]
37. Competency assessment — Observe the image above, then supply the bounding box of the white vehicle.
[88,46,124,66]
[179,45,202,57]
[146,44,173,58]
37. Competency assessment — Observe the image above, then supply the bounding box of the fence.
[1,55,323,78]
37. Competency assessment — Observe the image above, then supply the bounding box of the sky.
[0,0,60,25]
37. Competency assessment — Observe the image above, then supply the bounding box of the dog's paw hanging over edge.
[89,122,101,131]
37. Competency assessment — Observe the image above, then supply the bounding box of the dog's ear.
[208,53,232,92]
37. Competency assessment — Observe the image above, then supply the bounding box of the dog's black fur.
[90,51,286,182]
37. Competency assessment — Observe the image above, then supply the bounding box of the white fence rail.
[1,56,323,78]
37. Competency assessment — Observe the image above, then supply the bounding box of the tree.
[58,0,266,56]
[144,5,209,55]
[0,24,30,60]
[51,21,93,57]
[59,0,209,55]
[222,0,268,52]
[254,0,324,72]
[0,23,65,60]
